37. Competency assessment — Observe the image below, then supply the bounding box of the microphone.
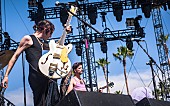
[131,38,145,42]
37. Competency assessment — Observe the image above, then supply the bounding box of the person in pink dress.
[66,62,87,94]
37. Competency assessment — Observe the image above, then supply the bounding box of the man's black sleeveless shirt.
[25,35,42,72]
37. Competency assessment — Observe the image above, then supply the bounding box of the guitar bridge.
[53,53,60,59]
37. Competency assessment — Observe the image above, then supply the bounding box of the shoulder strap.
[82,79,88,92]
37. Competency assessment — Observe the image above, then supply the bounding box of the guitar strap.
[82,79,88,92]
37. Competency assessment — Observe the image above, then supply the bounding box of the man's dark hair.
[33,20,55,33]
[72,62,82,70]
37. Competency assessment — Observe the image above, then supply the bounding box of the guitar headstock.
[69,5,78,16]
[99,82,114,90]
[108,82,114,88]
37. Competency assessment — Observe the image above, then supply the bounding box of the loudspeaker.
[56,90,135,106]
[136,97,170,106]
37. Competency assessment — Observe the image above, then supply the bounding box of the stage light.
[126,38,133,50]
[137,27,145,37]
[35,2,44,24]
[126,18,135,27]
[134,15,142,30]
[112,2,123,22]
[137,0,151,18]
[88,5,97,25]
[100,42,107,53]
[126,15,142,29]
[3,32,9,38]
[141,3,151,18]
[101,12,107,23]
[75,44,82,56]
[162,3,167,11]
[60,7,69,26]
[28,0,37,7]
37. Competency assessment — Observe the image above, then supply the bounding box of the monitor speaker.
[56,90,135,106]
[136,97,170,106]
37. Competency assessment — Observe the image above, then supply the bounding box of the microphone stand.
[67,9,103,36]
[136,41,165,74]
[136,41,167,99]
[146,60,158,99]
[67,8,104,91]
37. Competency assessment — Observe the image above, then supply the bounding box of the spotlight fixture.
[75,44,82,56]
[100,42,107,53]
[162,3,167,11]
[126,38,133,50]
[35,2,44,24]
[141,3,151,18]
[126,15,142,29]
[88,5,97,25]
[126,18,135,27]
[28,0,37,7]
[112,2,123,22]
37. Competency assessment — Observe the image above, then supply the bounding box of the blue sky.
[1,0,170,105]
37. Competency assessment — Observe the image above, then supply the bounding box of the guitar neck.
[58,15,72,46]
[100,85,107,90]
[99,82,114,90]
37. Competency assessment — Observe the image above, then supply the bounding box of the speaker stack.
[56,90,135,106]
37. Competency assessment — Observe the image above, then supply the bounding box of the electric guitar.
[38,5,77,79]
[99,82,114,91]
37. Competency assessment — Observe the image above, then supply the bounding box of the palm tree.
[158,34,169,56]
[114,90,122,94]
[113,46,134,95]
[158,34,170,99]
[96,58,110,93]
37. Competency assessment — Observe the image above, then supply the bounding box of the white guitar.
[38,6,77,79]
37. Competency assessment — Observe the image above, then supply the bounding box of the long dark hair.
[33,20,55,33]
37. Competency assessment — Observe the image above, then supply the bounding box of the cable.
[9,0,30,33]
[127,45,146,87]
[3,0,6,31]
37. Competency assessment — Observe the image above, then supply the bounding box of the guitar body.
[38,40,73,79]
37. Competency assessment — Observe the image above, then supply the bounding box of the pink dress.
[73,77,87,91]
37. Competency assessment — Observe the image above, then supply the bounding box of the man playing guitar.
[1,20,71,106]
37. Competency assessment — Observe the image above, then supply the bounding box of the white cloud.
[98,69,154,95]
[4,87,33,106]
